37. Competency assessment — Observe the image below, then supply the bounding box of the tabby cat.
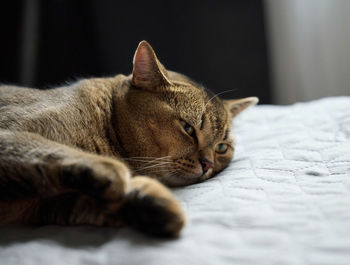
[0,41,258,237]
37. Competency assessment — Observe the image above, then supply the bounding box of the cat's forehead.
[163,82,205,125]
[164,76,228,136]
[202,93,228,139]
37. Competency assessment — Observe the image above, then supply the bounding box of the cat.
[0,41,258,237]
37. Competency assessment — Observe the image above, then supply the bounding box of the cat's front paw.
[119,176,186,237]
[60,156,131,205]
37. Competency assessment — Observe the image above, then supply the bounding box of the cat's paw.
[60,156,131,205]
[119,176,186,237]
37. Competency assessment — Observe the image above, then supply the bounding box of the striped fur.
[0,41,257,237]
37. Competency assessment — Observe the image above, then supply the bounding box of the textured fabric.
[1,97,350,265]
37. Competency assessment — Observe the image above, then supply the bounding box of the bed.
[1,96,350,265]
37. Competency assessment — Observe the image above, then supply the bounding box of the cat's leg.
[0,130,185,237]
[0,129,130,204]
[34,176,185,237]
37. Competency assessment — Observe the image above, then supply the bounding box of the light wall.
[265,0,350,104]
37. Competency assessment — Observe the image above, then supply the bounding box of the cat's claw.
[119,176,186,237]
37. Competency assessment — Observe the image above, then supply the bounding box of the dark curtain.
[0,0,271,103]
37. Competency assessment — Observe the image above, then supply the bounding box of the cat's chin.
[159,172,209,187]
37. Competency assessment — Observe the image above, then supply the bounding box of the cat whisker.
[152,169,180,178]
[124,156,172,166]
[197,89,237,126]
[143,169,176,175]
[135,167,179,178]
[123,156,171,161]
[134,161,175,172]
[135,168,177,178]
[124,159,171,164]
[140,165,178,172]
[163,170,181,180]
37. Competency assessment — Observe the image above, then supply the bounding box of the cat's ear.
[224,97,259,118]
[132,40,171,91]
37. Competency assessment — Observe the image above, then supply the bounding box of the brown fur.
[0,41,258,237]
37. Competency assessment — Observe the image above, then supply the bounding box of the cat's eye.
[180,121,195,136]
[215,143,228,154]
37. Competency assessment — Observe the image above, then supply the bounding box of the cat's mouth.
[198,168,214,182]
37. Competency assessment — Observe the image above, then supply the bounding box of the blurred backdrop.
[0,0,271,103]
[1,0,349,104]
[265,0,350,104]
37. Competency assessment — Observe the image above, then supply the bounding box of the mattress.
[1,96,350,265]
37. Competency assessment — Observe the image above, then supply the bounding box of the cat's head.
[119,41,258,186]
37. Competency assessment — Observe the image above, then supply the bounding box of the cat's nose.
[199,158,214,174]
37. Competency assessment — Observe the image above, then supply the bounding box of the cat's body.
[0,41,257,237]
[0,76,128,156]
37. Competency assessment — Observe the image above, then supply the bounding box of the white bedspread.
[1,97,350,265]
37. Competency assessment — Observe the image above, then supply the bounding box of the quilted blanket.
[1,97,350,265]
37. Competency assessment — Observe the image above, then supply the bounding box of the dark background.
[0,0,271,103]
